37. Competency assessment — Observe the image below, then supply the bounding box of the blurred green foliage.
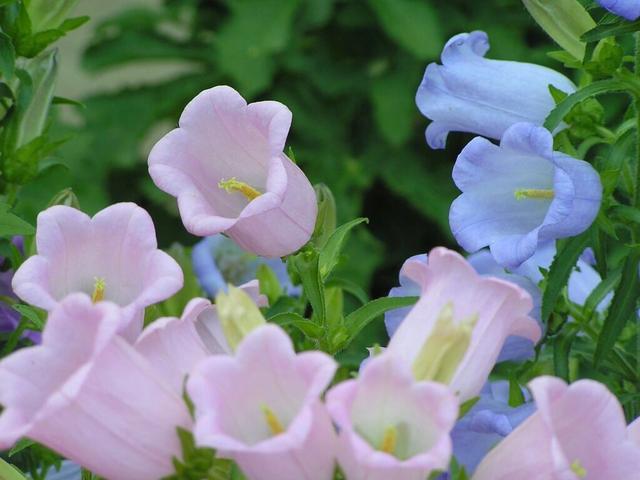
[54,0,557,295]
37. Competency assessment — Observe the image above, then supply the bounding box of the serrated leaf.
[367,0,443,59]
[541,230,591,323]
[594,253,640,367]
[544,79,629,131]
[319,217,368,280]
[343,296,418,347]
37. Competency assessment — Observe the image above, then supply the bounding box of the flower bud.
[311,183,337,248]
[522,0,596,60]
[46,188,80,208]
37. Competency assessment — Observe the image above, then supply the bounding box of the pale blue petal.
[598,0,640,20]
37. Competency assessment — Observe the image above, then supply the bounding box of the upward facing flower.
[597,0,640,20]
[472,377,640,480]
[187,324,337,480]
[148,86,318,258]
[0,294,191,480]
[11,203,183,340]
[450,123,602,269]
[385,247,540,402]
[416,31,575,149]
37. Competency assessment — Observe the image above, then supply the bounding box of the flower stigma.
[514,188,554,200]
[92,277,106,303]
[218,177,262,201]
[261,405,285,436]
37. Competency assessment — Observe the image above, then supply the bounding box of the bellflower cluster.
[3,3,640,475]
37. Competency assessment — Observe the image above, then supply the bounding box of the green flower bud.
[216,285,266,352]
[25,0,79,32]
[46,188,80,208]
[522,0,596,61]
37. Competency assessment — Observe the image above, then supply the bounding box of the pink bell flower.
[472,376,640,480]
[326,354,458,480]
[386,247,541,401]
[186,324,337,480]
[11,203,183,341]
[0,294,192,480]
[148,85,318,258]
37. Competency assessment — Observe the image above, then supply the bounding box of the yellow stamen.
[379,425,397,455]
[92,277,105,303]
[261,406,285,436]
[570,460,587,478]
[218,177,262,201]
[514,188,555,200]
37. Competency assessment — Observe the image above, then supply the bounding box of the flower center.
[379,425,398,455]
[261,405,285,436]
[412,302,476,384]
[91,277,105,303]
[218,177,262,201]
[514,188,554,200]
[570,459,587,478]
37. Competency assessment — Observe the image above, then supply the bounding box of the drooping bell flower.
[192,234,300,298]
[136,282,268,391]
[11,203,183,341]
[187,324,337,480]
[416,31,576,149]
[449,381,535,475]
[472,377,640,480]
[326,353,458,480]
[0,294,191,480]
[148,86,318,258]
[385,252,541,363]
[597,0,640,20]
[450,123,602,269]
[385,247,540,402]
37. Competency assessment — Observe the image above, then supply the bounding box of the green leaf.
[594,253,640,367]
[0,32,15,79]
[8,438,34,456]
[544,79,629,132]
[268,311,323,338]
[319,217,368,280]
[215,0,301,96]
[582,19,640,43]
[367,0,443,59]
[508,376,525,407]
[325,276,369,305]
[58,15,89,33]
[52,96,84,108]
[541,231,591,323]
[289,249,326,328]
[342,296,418,347]
[0,458,26,480]
[0,203,35,236]
[583,266,621,317]
[12,304,45,330]
[256,263,284,305]
[553,326,577,381]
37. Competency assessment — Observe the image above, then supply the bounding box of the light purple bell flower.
[416,31,576,149]
[191,234,300,298]
[450,123,602,269]
[597,0,640,20]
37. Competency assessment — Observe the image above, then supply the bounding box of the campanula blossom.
[148,86,318,258]
[386,252,541,363]
[416,31,575,149]
[450,123,602,269]
[385,247,540,402]
[472,377,640,480]
[450,381,535,475]
[0,294,191,480]
[11,203,183,341]
[597,0,640,20]
[187,324,337,480]
[192,234,300,298]
[326,354,458,480]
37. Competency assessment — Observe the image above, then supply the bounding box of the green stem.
[634,32,640,209]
